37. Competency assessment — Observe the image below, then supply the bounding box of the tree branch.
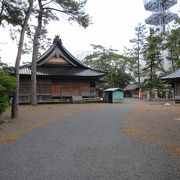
[43,7,73,14]
[42,0,53,7]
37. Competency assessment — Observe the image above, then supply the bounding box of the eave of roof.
[161,69,180,82]
[104,88,123,92]
[19,65,105,77]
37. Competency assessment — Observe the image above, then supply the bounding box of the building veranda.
[19,36,106,103]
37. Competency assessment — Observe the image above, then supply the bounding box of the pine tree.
[31,0,90,105]
[0,0,34,118]
[129,23,147,84]
[11,0,33,117]
[142,28,164,99]
[164,19,180,71]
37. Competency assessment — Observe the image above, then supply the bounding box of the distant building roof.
[104,88,123,92]
[161,69,180,80]
[123,83,139,91]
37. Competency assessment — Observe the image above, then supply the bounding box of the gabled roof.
[20,36,106,78]
[161,69,180,80]
[124,83,139,91]
[36,36,87,68]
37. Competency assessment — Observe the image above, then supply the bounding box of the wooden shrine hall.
[161,68,180,102]
[19,36,106,103]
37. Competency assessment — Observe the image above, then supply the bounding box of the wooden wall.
[19,77,93,103]
[51,78,90,97]
[19,78,31,103]
[175,82,180,101]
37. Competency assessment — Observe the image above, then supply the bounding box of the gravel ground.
[0,98,179,180]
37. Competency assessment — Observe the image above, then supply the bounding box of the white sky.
[0,0,179,65]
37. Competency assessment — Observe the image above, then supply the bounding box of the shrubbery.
[0,71,16,115]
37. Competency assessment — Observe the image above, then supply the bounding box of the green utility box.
[104,88,124,103]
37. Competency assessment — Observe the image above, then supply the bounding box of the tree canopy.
[164,19,180,71]
[83,45,134,89]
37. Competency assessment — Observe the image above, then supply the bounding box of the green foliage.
[54,0,91,28]
[22,0,90,56]
[140,76,165,91]
[128,23,147,83]
[0,71,16,115]
[141,28,164,86]
[0,60,15,74]
[130,23,147,54]
[83,45,134,88]
[0,0,24,26]
[0,95,9,115]
[164,18,180,71]
[23,26,52,56]
[138,28,165,97]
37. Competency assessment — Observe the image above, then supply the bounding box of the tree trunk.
[31,0,43,106]
[149,60,154,101]
[137,34,141,85]
[11,0,33,118]
[0,0,5,25]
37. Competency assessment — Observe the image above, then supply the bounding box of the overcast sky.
[0,0,179,65]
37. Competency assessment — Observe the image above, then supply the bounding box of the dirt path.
[121,102,180,155]
[0,103,108,144]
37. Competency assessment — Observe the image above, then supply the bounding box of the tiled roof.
[161,69,180,80]
[19,65,105,77]
[124,83,139,91]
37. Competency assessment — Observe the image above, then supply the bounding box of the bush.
[0,95,9,115]
[0,71,16,116]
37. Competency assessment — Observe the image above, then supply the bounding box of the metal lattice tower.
[144,0,178,32]
[144,0,178,71]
